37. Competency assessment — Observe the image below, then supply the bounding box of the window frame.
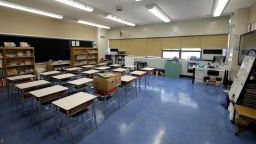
[180,48,202,60]
[162,49,180,59]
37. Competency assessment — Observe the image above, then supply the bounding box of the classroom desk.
[124,65,136,71]
[82,70,100,78]
[112,68,127,75]
[96,63,108,66]
[68,78,93,91]
[7,74,35,99]
[96,66,111,72]
[142,67,155,84]
[130,71,147,92]
[234,105,256,135]
[52,92,97,143]
[15,80,51,111]
[29,85,68,103]
[142,67,155,73]
[52,73,76,85]
[39,71,61,81]
[110,64,121,68]
[64,67,82,73]
[40,71,61,77]
[81,65,96,70]
[121,75,137,103]
[29,85,68,128]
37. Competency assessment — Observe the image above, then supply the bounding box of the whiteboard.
[229,56,255,102]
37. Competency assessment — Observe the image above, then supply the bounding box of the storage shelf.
[6,71,34,77]
[3,47,34,50]
[74,63,87,66]
[6,64,34,68]
[71,47,98,67]
[74,53,87,56]
[6,56,33,59]
[75,58,88,61]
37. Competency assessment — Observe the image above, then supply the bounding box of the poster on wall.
[71,41,76,46]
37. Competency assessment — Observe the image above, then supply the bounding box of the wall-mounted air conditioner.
[201,49,226,60]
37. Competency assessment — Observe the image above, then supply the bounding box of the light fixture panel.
[55,0,94,12]
[104,14,136,26]
[0,0,63,19]
[78,20,110,29]
[213,0,229,17]
[146,4,171,23]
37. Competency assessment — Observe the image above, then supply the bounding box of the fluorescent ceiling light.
[0,0,63,19]
[55,0,94,12]
[77,20,110,29]
[104,14,136,26]
[213,0,229,17]
[134,0,142,1]
[146,4,170,23]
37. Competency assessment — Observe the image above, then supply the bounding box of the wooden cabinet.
[70,47,98,66]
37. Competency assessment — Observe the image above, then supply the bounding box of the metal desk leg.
[93,101,97,129]
[144,75,147,89]
[135,80,138,97]
[104,95,107,118]
[125,84,128,104]
[139,77,141,94]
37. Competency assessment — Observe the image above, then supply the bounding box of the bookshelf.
[0,47,5,87]
[46,61,70,71]
[2,47,35,77]
[71,47,98,66]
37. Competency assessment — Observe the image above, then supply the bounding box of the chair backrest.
[207,70,219,76]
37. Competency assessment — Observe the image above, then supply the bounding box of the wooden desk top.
[121,75,137,83]
[15,80,50,90]
[82,70,100,74]
[124,65,136,68]
[142,67,155,71]
[81,65,95,68]
[52,92,96,111]
[52,73,76,80]
[29,85,68,98]
[97,63,108,66]
[7,74,35,81]
[130,71,146,76]
[68,78,93,86]
[113,68,127,72]
[65,67,82,71]
[40,71,61,76]
[96,66,111,70]
[236,105,256,120]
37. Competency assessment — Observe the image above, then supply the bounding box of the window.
[162,49,180,59]
[181,48,201,60]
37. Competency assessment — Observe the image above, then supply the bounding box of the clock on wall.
[247,49,256,57]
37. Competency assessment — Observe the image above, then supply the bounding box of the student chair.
[204,70,222,85]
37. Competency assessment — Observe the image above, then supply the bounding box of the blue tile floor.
[0,76,255,144]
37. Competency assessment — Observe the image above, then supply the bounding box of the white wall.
[109,16,230,39]
[96,29,109,60]
[0,7,97,41]
[228,8,251,79]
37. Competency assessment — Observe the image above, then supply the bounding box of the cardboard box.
[93,72,121,91]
